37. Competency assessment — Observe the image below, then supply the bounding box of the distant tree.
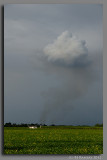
[95,123,103,127]
[4,122,12,127]
[20,123,28,127]
[13,123,17,127]
[51,124,55,126]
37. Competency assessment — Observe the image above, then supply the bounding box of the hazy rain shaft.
[40,31,97,124]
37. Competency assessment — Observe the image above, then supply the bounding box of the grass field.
[4,126,103,154]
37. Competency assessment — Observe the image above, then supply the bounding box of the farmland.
[4,126,103,154]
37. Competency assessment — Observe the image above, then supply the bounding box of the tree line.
[4,122,47,127]
[4,122,103,127]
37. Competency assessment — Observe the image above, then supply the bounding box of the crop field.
[4,126,103,154]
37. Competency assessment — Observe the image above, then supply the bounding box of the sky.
[4,4,103,126]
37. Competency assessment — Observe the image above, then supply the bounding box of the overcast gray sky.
[4,4,103,125]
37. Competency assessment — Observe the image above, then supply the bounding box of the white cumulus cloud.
[44,31,88,66]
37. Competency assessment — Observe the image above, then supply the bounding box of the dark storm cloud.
[4,4,103,125]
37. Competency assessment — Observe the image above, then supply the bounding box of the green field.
[4,126,103,154]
